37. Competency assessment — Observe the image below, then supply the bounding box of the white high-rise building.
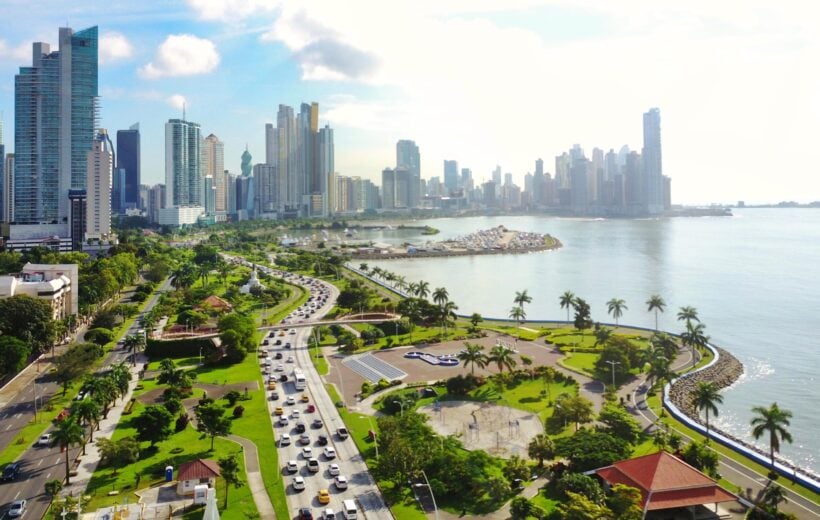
[201,134,225,213]
[162,118,203,226]
[85,129,113,241]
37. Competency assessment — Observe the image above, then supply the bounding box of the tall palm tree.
[438,300,458,336]
[358,263,369,272]
[51,417,84,485]
[70,399,101,441]
[394,275,408,293]
[509,306,526,335]
[458,342,488,375]
[646,295,666,331]
[513,290,532,309]
[648,358,675,403]
[559,291,575,322]
[416,280,430,300]
[606,298,627,326]
[762,484,788,512]
[407,282,419,297]
[432,287,449,307]
[488,344,518,375]
[750,403,793,473]
[593,324,613,347]
[692,381,723,438]
[677,306,700,326]
[681,321,709,368]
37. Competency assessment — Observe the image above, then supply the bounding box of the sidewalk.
[227,434,275,519]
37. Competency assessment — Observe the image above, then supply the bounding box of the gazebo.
[594,451,741,519]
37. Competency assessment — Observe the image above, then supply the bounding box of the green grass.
[483,325,547,341]
[309,348,329,376]
[558,352,598,376]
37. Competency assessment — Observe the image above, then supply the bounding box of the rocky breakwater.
[669,346,744,421]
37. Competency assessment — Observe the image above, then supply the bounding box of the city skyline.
[1,2,819,204]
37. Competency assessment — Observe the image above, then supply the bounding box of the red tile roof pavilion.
[178,459,221,481]
[595,451,737,512]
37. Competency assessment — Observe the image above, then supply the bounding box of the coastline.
[351,238,562,260]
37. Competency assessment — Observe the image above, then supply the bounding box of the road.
[0,278,172,520]
[235,259,392,520]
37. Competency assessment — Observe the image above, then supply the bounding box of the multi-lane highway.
[0,278,171,520]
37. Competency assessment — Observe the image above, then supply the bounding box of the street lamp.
[605,360,621,388]
[414,470,439,520]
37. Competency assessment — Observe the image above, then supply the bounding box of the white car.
[302,446,313,458]
[286,460,298,473]
[279,434,291,446]
[279,416,289,426]
[323,447,337,459]
[291,410,301,419]
[323,508,336,520]
[292,476,306,491]
[307,457,320,472]
[334,475,348,490]
[275,364,285,372]
[8,500,26,518]
[37,433,51,447]
[286,356,295,363]
[328,463,341,476]
[286,396,296,405]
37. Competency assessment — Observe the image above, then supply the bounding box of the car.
[298,508,313,520]
[307,458,320,472]
[317,489,330,505]
[286,396,296,405]
[37,433,51,446]
[274,339,282,346]
[262,339,269,346]
[292,410,301,419]
[312,418,324,429]
[334,475,348,490]
[275,352,283,359]
[1,462,21,482]
[302,446,313,458]
[289,329,296,335]
[306,404,316,413]
[284,342,292,349]
[336,427,349,439]
[299,433,310,445]
[278,331,286,336]
[301,394,310,403]
[8,499,26,518]
[295,421,306,433]
[274,407,284,416]
[286,356,295,363]
[279,416,289,426]
[275,364,285,372]
[323,447,336,460]
[317,434,328,446]
[270,391,280,401]
[286,460,298,474]
[280,374,288,382]
[322,508,336,520]
[292,476,306,491]
[267,381,277,390]
[279,434,291,446]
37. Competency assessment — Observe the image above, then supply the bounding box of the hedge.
[145,337,216,359]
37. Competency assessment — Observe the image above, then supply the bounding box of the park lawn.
[257,284,308,326]
[341,268,404,301]
[324,385,378,461]
[310,348,329,376]
[559,352,598,376]
[544,329,599,349]
[483,325,546,341]
[529,491,560,517]
[190,355,262,386]
[462,377,578,423]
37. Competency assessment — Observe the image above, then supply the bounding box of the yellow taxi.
[274,407,284,416]
[301,394,309,403]
[267,381,277,390]
[317,489,330,505]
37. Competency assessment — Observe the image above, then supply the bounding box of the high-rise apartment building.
[85,129,113,241]
[642,107,664,215]
[164,118,202,208]
[3,154,14,222]
[116,123,140,210]
[397,140,420,208]
[0,120,4,222]
[275,105,298,215]
[201,134,225,213]
[443,160,459,194]
[13,26,98,230]
[318,125,334,217]
[253,163,277,216]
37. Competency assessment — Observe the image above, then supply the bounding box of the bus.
[292,369,307,390]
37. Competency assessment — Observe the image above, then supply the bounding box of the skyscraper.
[201,134,225,213]
[443,160,459,194]
[3,154,14,223]
[0,119,4,222]
[116,123,140,210]
[642,108,663,215]
[276,104,298,215]
[13,26,98,228]
[396,140,420,208]
[318,125,334,217]
[165,118,202,207]
[85,129,113,241]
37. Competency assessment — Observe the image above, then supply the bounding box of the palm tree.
[70,399,101,442]
[509,306,526,334]
[52,417,84,485]
[358,263,369,272]
[692,381,723,438]
[606,298,627,326]
[217,261,231,289]
[432,287,449,307]
[458,342,488,375]
[559,291,575,322]
[394,275,407,293]
[750,403,793,473]
[677,306,700,326]
[646,295,666,331]
[593,324,613,347]
[407,282,419,297]
[513,290,532,309]
[44,479,63,510]
[488,344,518,375]
[416,280,430,300]
[649,358,675,403]
[110,362,132,400]
[527,433,555,467]
[762,484,787,512]
[438,300,458,336]
[681,321,709,368]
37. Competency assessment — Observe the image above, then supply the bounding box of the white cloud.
[167,94,188,111]
[140,34,220,79]
[0,39,31,62]
[186,0,278,21]
[99,32,134,64]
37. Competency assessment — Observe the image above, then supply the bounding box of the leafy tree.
[52,417,85,484]
[681,440,719,478]
[457,342,488,375]
[445,374,481,395]
[133,405,174,447]
[145,259,171,283]
[555,429,632,472]
[572,297,593,333]
[54,343,104,395]
[646,294,666,330]
[178,309,208,328]
[196,401,232,450]
[557,491,614,520]
[504,454,530,484]
[96,437,140,471]
[692,381,724,438]
[559,290,576,322]
[527,433,555,467]
[91,309,119,330]
[594,343,631,386]
[218,312,256,361]
[751,403,793,473]
[554,394,595,432]
[0,295,56,355]
[218,453,244,508]
[85,327,115,346]
[0,336,31,375]
[337,280,372,310]
[598,404,642,444]
[606,298,627,325]
[556,472,605,503]
[509,497,533,519]
[606,483,643,519]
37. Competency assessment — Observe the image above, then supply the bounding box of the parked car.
[1,462,21,482]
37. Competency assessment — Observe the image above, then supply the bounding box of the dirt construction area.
[417,400,544,458]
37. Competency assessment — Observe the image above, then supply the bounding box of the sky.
[0,0,819,205]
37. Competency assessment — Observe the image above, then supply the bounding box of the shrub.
[224,390,242,406]
[232,405,245,418]
[175,413,190,432]
[556,472,605,503]
[163,396,182,415]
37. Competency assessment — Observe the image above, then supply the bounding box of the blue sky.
[1,1,819,204]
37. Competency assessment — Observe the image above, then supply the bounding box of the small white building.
[0,263,79,319]
[240,264,266,294]
[176,459,220,496]
[158,205,204,227]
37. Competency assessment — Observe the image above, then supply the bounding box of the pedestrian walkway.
[227,434,275,519]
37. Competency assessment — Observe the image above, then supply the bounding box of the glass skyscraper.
[164,119,202,207]
[14,26,98,226]
[117,123,141,210]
